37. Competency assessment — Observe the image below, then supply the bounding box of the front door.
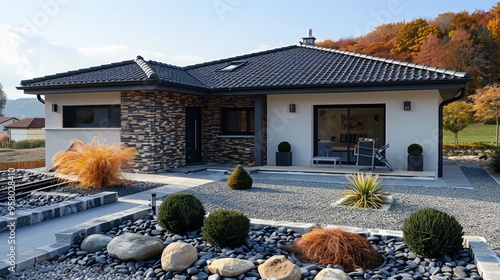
[186,107,202,164]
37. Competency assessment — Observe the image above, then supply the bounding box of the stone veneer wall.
[121,91,203,173]
[121,91,267,173]
[202,96,267,164]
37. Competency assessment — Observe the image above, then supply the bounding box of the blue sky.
[1,0,498,99]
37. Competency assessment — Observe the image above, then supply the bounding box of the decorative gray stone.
[107,233,163,261]
[314,268,352,280]
[80,234,113,253]
[208,258,254,277]
[161,242,198,272]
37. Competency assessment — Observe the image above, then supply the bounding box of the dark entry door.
[186,107,202,164]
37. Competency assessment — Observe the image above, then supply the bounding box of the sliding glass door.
[314,104,385,165]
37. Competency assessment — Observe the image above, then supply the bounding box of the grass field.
[443,124,498,144]
[0,148,13,152]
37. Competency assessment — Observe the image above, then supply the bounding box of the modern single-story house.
[17,33,470,177]
[5,118,45,142]
[0,116,19,132]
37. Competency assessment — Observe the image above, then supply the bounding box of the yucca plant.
[52,137,136,188]
[339,172,389,209]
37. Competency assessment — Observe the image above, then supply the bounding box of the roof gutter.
[437,87,466,177]
[36,94,45,104]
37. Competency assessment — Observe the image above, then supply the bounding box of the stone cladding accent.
[121,91,267,173]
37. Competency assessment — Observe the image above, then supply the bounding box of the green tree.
[469,84,500,146]
[0,83,6,117]
[443,101,473,144]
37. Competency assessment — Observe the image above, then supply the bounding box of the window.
[221,108,254,135]
[218,61,247,72]
[63,105,121,128]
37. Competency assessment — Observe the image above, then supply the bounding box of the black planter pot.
[408,155,423,171]
[276,152,292,166]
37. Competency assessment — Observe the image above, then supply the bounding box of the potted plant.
[407,143,423,171]
[276,141,292,166]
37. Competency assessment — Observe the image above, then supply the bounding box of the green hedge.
[443,143,500,156]
[13,139,45,149]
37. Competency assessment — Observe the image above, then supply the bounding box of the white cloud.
[252,44,272,52]
[77,44,205,66]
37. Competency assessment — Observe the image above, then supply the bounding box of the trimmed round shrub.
[278,141,291,152]
[402,208,463,258]
[157,193,205,235]
[227,165,253,190]
[407,143,423,156]
[202,209,250,248]
[490,151,500,173]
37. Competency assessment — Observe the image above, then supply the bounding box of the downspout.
[36,94,45,104]
[438,87,466,177]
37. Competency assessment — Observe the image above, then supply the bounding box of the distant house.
[5,118,45,142]
[0,116,19,132]
[17,32,470,177]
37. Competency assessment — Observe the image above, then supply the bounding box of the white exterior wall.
[44,92,121,167]
[1,119,17,133]
[9,129,45,141]
[267,90,440,174]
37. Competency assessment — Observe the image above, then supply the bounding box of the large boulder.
[314,268,352,280]
[161,242,198,272]
[107,233,163,261]
[80,234,113,253]
[258,255,301,280]
[208,258,255,277]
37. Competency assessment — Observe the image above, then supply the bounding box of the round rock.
[80,234,113,253]
[208,258,255,277]
[107,233,164,261]
[161,242,198,272]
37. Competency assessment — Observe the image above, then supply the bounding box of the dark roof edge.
[134,56,159,79]
[183,45,297,69]
[301,45,472,79]
[20,60,136,85]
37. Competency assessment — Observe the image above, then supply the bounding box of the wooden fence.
[0,160,46,171]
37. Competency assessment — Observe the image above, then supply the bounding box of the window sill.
[217,135,255,138]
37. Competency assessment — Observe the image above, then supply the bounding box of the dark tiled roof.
[0,117,18,124]
[19,45,470,92]
[5,118,45,129]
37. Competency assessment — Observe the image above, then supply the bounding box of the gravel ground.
[184,166,500,250]
[52,181,167,197]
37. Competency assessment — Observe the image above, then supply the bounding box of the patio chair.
[374,143,393,171]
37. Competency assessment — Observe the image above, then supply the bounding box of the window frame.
[62,104,121,128]
[220,108,255,135]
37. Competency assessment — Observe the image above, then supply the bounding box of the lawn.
[0,148,13,152]
[443,124,498,144]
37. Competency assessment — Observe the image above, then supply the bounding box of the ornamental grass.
[285,226,384,272]
[52,137,136,188]
[340,172,389,209]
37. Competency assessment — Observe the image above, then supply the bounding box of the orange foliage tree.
[469,84,500,146]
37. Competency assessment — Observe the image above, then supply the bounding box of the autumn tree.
[489,2,500,42]
[0,83,6,117]
[415,34,446,67]
[469,84,500,146]
[392,19,441,58]
[443,101,474,144]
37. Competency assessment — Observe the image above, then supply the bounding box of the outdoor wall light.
[404,101,411,111]
[289,104,296,113]
[51,104,58,112]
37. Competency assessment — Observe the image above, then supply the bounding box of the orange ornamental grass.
[52,137,137,188]
[285,226,384,272]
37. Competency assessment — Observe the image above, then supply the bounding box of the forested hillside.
[317,2,500,95]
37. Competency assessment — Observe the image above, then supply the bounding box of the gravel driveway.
[184,166,500,250]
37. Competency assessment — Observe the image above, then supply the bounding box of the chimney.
[301,29,316,46]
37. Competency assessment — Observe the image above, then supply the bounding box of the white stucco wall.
[9,129,45,141]
[44,92,121,167]
[267,90,440,174]
[1,119,17,133]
